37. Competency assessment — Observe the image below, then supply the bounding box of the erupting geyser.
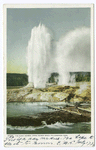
[27,24,90,88]
[27,24,53,88]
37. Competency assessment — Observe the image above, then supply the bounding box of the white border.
[1,2,95,149]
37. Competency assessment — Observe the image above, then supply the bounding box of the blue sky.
[7,8,90,73]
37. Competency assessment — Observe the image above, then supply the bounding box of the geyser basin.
[27,24,90,88]
[7,83,91,134]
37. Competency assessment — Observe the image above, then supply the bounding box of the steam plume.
[27,24,53,88]
[56,27,90,85]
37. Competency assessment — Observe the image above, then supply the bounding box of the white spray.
[27,24,53,88]
[56,27,90,85]
[27,25,90,88]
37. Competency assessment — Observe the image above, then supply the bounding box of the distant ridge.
[48,72,91,83]
[7,72,91,86]
[7,73,28,86]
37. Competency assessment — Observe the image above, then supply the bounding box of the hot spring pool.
[7,102,91,134]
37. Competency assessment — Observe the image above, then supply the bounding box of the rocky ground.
[7,82,91,126]
[7,82,91,104]
[7,109,91,127]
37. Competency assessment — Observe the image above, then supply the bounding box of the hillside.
[7,72,91,86]
[7,73,28,86]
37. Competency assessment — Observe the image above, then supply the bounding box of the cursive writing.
[4,134,94,147]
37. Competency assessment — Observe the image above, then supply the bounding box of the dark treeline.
[48,72,91,83]
[7,73,28,86]
[70,72,91,82]
[48,72,59,83]
[7,72,91,86]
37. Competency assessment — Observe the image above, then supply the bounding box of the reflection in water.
[7,102,67,117]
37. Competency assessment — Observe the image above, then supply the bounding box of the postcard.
[3,4,94,147]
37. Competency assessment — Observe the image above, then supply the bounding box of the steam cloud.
[56,27,90,85]
[27,24,90,88]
